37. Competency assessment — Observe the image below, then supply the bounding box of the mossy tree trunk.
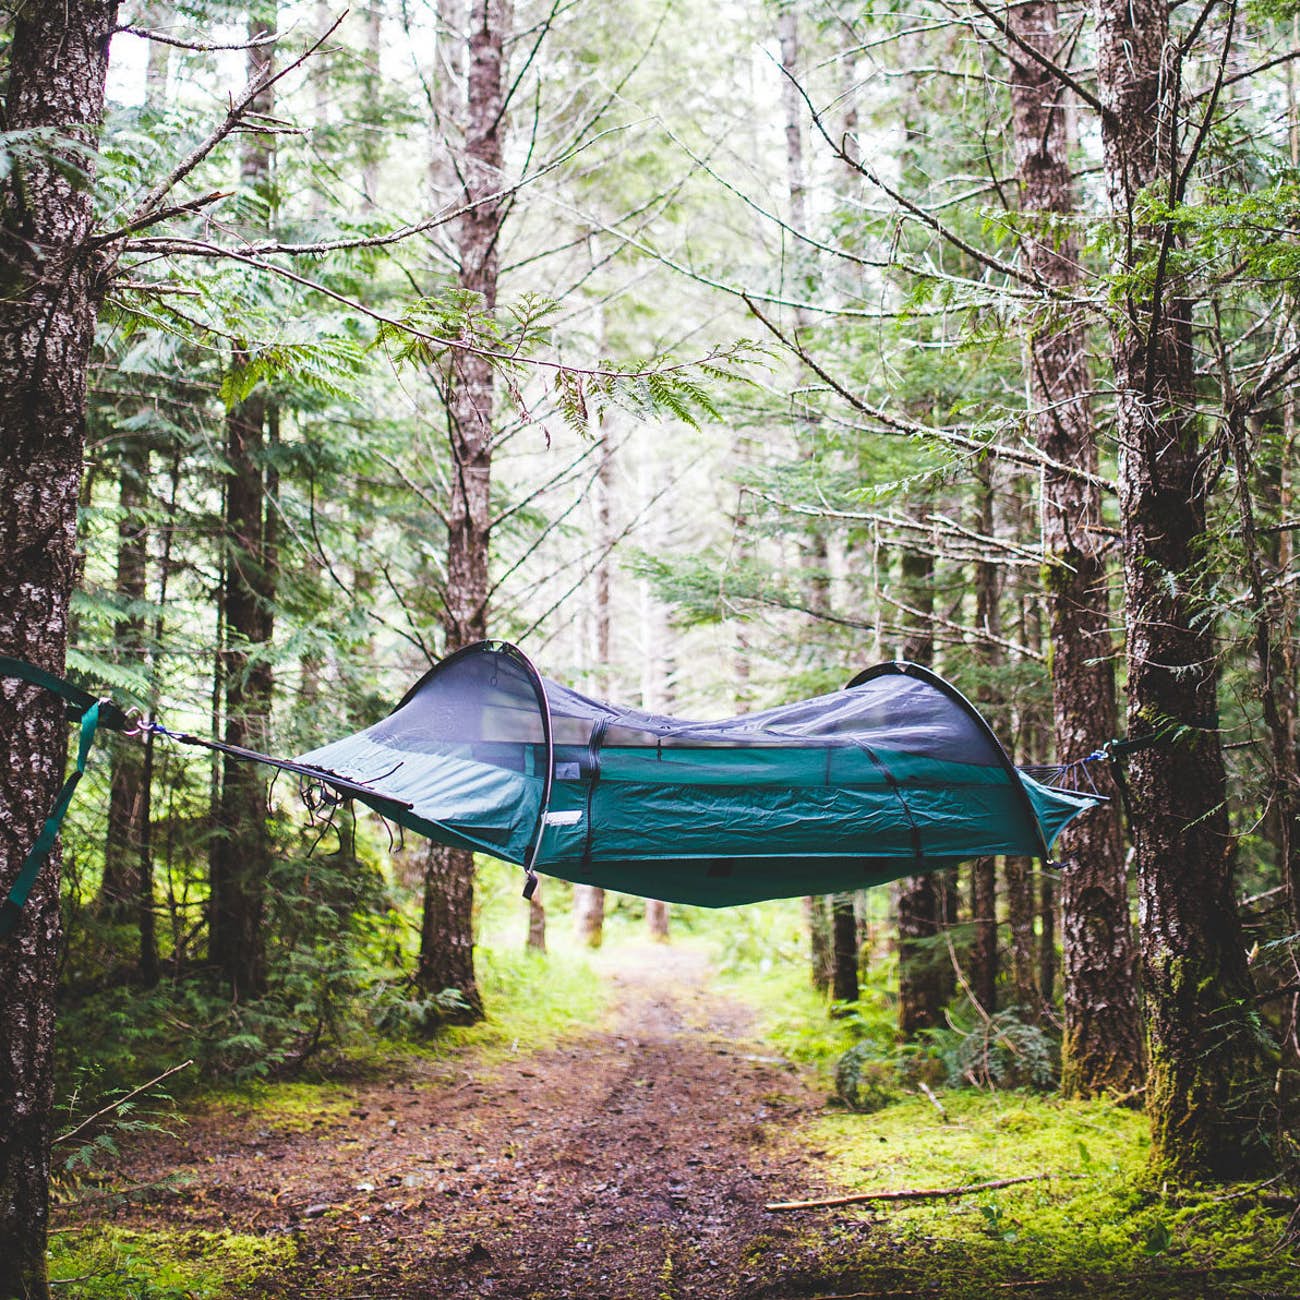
[1006,0,1144,1099]
[1096,0,1263,1174]
[0,6,119,1296]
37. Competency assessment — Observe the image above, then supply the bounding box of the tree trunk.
[830,894,859,1005]
[101,0,167,929]
[0,6,119,1295]
[646,898,670,942]
[806,893,832,992]
[526,882,546,951]
[1003,856,1038,1013]
[895,548,948,1035]
[100,439,149,917]
[1006,0,1143,1098]
[1095,0,1261,1173]
[417,0,508,1020]
[574,430,615,949]
[417,843,481,1019]
[1038,868,1056,1005]
[779,8,839,993]
[574,884,605,948]
[967,471,1001,1014]
[969,857,997,1013]
[209,9,278,1000]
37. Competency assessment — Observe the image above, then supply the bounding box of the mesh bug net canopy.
[296,640,1094,908]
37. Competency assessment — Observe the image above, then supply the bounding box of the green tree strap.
[0,701,101,938]
[0,655,129,730]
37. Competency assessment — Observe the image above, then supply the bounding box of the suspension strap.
[0,657,415,939]
[0,699,102,938]
[0,655,129,730]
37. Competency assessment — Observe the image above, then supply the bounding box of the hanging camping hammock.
[0,642,1096,930]
[295,640,1095,907]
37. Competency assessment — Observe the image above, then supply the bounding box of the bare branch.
[54,1060,193,1149]
[114,25,284,51]
[124,236,742,382]
[767,1174,1049,1212]
[964,0,1103,113]
[743,295,1114,492]
[129,13,346,224]
[779,59,1050,292]
[91,189,230,246]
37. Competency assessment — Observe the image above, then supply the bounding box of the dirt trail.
[89,943,862,1299]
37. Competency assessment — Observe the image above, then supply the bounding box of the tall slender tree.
[416,0,510,1019]
[895,548,948,1035]
[209,5,279,999]
[0,6,120,1294]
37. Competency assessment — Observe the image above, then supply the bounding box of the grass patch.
[49,1227,294,1299]
[771,1090,1297,1298]
[429,942,609,1065]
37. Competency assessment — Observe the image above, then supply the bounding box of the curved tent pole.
[386,640,556,894]
[844,660,1052,861]
[495,641,556,898]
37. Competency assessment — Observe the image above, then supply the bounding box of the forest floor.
[60,942,859,1299]
[57,939,1298,1300]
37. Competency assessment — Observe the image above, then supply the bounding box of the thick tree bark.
[1095,0,1261,1173]
[416,0,508,1020]
[209,11,278,999]
[417,842,480,1016]
[1006,0,1143,1098]
[0,6,119,1295]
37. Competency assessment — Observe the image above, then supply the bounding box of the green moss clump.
[49,1227,296,1298]
[776,1091,1297,1298]
[198,1080,356,1133]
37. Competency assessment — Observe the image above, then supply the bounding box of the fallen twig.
[765,1173,1048,1212]
[54,1058,193,1148]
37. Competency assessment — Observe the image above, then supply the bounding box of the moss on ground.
[768,1090,1298,1298]
[49,1227,295,1299]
